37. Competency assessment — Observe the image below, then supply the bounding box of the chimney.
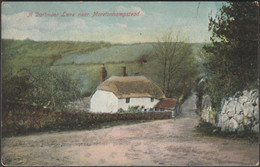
[121,66,127,76]
[100,65,107,82]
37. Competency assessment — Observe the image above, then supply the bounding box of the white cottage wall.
[118,97,160,110]
[90,90,118,113]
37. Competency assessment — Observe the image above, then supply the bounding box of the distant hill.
[54,43,155,65]
[2,39,207,93]
[2,39,112,74]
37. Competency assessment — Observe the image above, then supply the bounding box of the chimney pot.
[100,66,107,82]
[121,66,127,76]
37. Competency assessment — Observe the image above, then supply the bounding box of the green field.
[2,39,206,94]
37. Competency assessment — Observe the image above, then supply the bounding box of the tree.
[153,32,199,98]
[203,2,259,109]
[2,66,81,110]
[28,66,81,110]
[2,74,32,106]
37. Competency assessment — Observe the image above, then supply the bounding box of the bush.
[29,66,81,110]
[117,106,145,113]
[2,105,172,137]
[2,66,81,111]
[2,74,32,106]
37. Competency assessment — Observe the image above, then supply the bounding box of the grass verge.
[195,120,259,143]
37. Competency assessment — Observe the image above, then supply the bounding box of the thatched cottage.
[90,67,166,113]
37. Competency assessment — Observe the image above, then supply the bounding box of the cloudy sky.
[2,2,224,43]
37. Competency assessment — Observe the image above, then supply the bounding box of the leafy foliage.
[203,2,259,110]
[2,75,32,105]
[29,66,81,110]
[2,66,81,110]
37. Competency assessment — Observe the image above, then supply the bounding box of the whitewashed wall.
[90,90,118,113]
[118,97,160,110]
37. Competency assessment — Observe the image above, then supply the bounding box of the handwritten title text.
[27,11,141,18]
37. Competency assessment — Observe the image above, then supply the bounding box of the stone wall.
[200,95,217,126]
[218,89,259,132]
[199,89,259,133]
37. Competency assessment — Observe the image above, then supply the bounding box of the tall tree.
[203,1,259,108]
[153,32,199,98]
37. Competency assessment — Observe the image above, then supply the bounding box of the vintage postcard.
[1,1,259,166]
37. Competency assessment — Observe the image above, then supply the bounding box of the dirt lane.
[2,94,259,166]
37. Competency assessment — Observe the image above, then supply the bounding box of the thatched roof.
[154,98,177,110]
[97,76,165,99]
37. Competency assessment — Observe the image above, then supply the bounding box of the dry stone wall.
[218,89,259,132]
[200,89,259,133]
[200,95,217,126]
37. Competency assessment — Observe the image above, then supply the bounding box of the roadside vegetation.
[199,1,258,111]
[195,121,258,143]
[195,2,259,139]
[2,104,171,137]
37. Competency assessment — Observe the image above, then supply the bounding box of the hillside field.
[2,39,206,94]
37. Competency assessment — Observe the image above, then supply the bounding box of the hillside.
[54,43,155,65]
[2,39,112,75]
[2,39,206,94]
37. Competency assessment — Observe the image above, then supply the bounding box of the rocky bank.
[199,89,259,133]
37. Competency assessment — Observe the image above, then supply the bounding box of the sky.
[1,1,224,43]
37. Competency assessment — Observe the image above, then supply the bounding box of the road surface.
[2,93,259,166]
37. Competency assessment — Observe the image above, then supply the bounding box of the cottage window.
[126,97,130,103]
[151,97,154,102]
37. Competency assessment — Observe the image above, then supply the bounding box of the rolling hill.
[2,39,207,94]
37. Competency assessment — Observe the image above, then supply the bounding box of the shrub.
[2,105,172,137]
[117,106,145,113]
[2,74,32,106]
[2,66,81,111]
